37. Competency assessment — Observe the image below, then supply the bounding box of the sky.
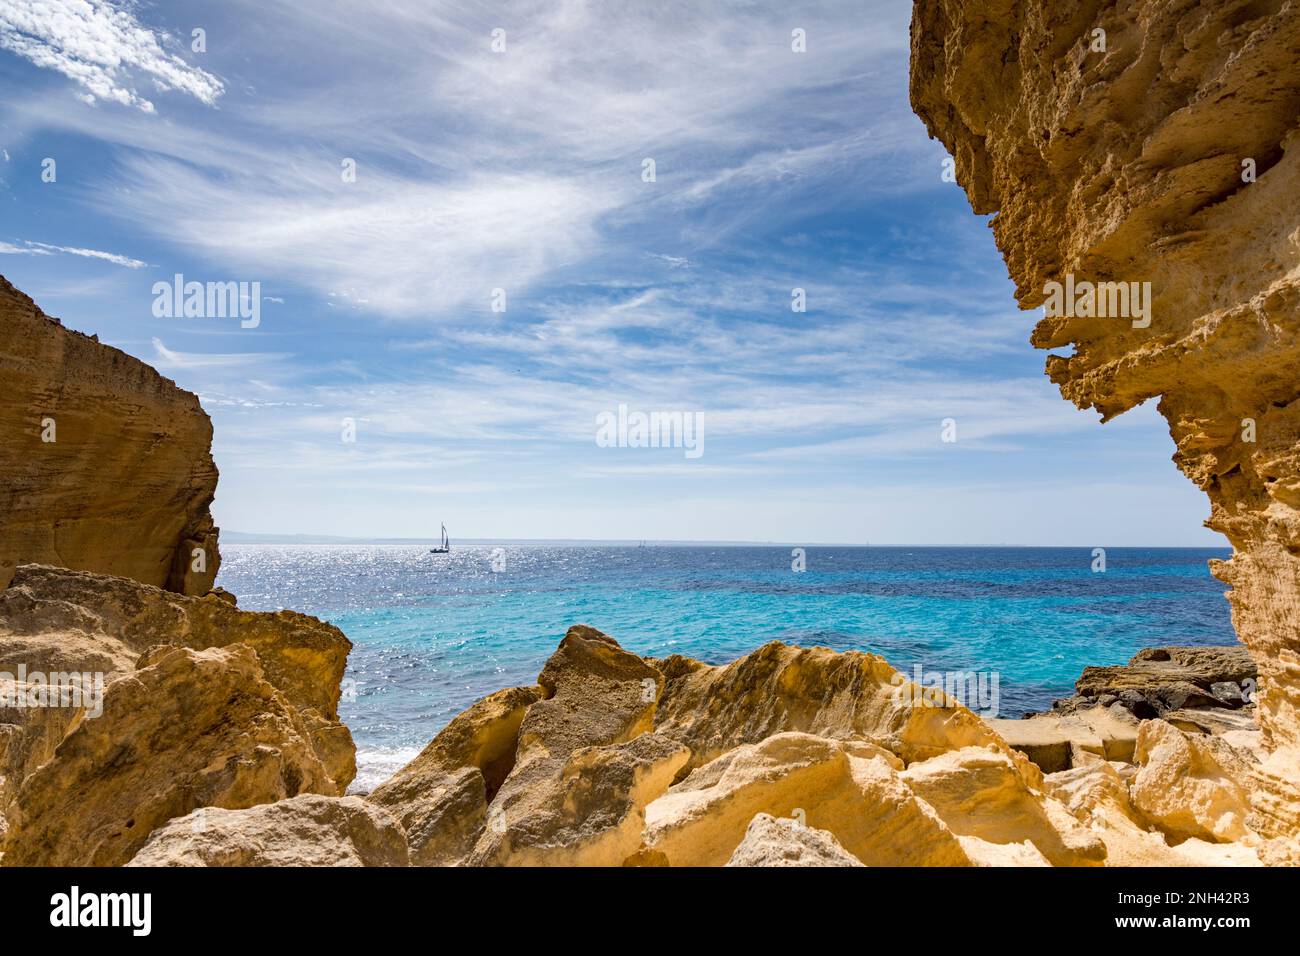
[0,0,1223,546]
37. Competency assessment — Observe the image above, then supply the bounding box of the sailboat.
[429,523,450,554]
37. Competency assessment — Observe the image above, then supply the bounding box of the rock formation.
[0,275,219,594]
[349,624,1268,867]
[725,813,865,867]
[909,0,1300,853]
[990,644,1260,772]
[127,796,409,867]
[0,565,355,866]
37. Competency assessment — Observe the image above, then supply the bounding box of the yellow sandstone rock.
[126,795,409,867]
[726,813,864,867]
[3,645,338,867]
[899,745,1107,866]
[910,0,1300,848]
[0,276,220,594]
[368,685,543,865]
[1131,718,1257,844]
[643,732,970,867]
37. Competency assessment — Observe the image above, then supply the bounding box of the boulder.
[651,640,1020,770]
[464,626,669,865]
[900,745,1106,867]
[126,795,409,867]
[726,813,864,867]
[472,732,688,866]
[644,732,969,867]
[0,565,355,792]
[1051,647,1257,719]
[2,645,337,866]
[1131,719,1257,844]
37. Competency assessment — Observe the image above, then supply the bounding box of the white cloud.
[0,0,223,112]
[8,0,917,319]
[150,337,287,370]
[0,237,146,267]
[112,161,621,317]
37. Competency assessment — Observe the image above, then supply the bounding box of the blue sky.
[0,0,1221,545]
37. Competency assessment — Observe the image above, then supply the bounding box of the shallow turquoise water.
[215,544,1235,788]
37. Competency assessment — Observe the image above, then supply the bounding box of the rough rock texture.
[127,795,409,867]
[652,640,1023,770]
[726,813,865,867]
[1064,646,1257,717]
[900,745,1107,866]
[990,706,1139,772]
[0,565,355,866]
[1045,754,1260,866]
[0,564,355,795]
[997,646,1260,773]
[644,732,971,867]
[368,685,543,865]
[363,625,1120,867]
[910,0,1300,846]
[466,626,675,865]
[0,275,219,594]
[3,645,337,867]
[1132,718,1257,844]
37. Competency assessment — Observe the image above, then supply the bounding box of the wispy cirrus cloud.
[0,238,146,267]
[9,0,919,320]
[150,338,288,371]
[0,0,223,111]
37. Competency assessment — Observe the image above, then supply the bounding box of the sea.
[214,544,1236,791]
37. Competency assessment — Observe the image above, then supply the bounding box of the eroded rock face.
[3,645,336,867]
[0,565,355,866]
[909,0,1300,844]
[127,795,409,867]
[900,745,1107,866]
[465,626,673,865]
[369,625,1160,867]
[726,813,865,867]
[652,640,1017,769]
[368,685,544,865]
[644,732,970,867]
[0,564,355,796]
[1132,718,1257,844]
[0,276,219,594]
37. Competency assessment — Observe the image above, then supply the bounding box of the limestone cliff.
[0,275,220,594]
[910,0,1300,849]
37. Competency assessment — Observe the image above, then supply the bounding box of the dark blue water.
[215,544,1235,788]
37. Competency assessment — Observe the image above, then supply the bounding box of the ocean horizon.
[215,543,1236,791]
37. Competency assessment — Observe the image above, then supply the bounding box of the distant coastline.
[222,531,1232,550]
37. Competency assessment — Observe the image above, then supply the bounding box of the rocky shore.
[3,0,1299,867]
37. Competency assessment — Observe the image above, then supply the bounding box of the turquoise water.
[215,544,1235,788]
